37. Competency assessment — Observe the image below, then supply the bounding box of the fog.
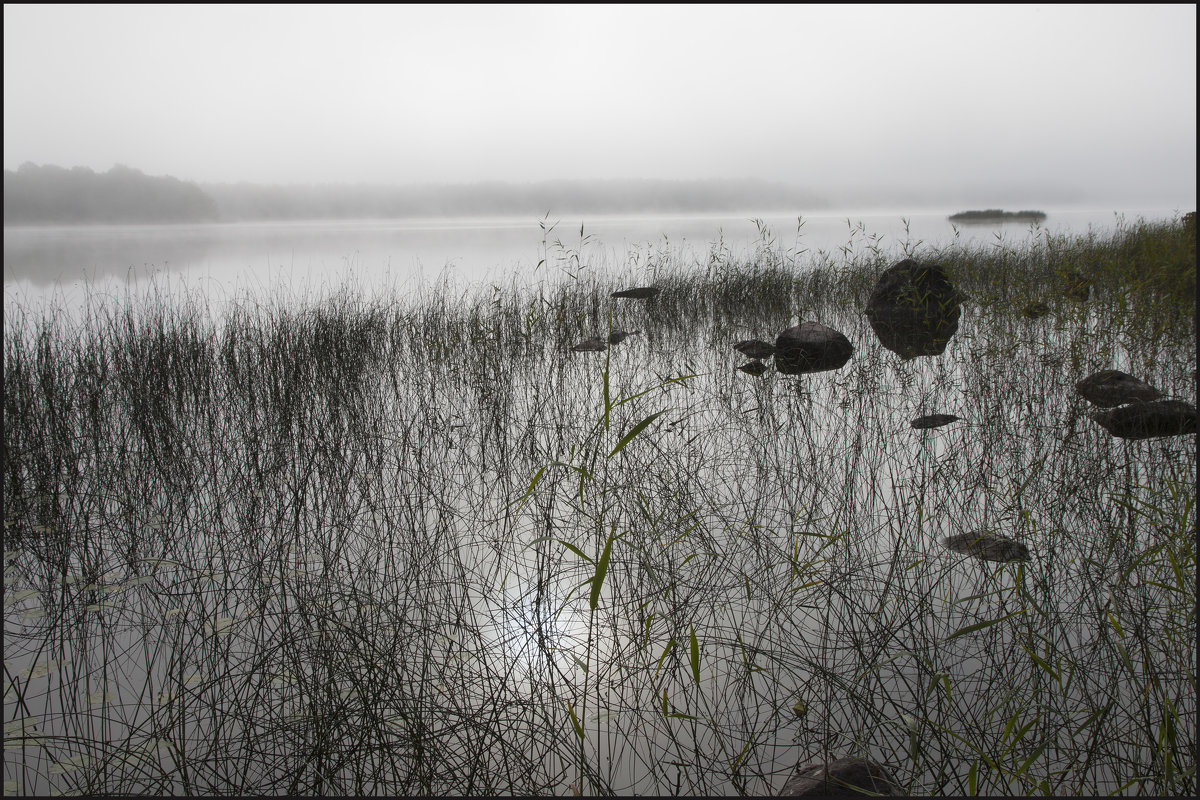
[3,4,1196,210]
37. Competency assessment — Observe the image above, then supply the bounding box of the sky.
[3,4,1197,208]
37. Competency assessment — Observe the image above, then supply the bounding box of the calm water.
[3,207,1186,312]
[4,207,1194,795]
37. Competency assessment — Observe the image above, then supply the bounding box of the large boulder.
[865,259,964,359]
[774,322,854,375]
[779,757,904,797]
[1089,399,1197,440]
[1076,370,1161,407]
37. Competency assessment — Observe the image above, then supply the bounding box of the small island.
[948,209,1048,224]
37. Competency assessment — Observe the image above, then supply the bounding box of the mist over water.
[3,207,1185,317]
[4,4,1195,793]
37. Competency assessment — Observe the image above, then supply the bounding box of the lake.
[3,207,1195,795]
[3,207,1186,313]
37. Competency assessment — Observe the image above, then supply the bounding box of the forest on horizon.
[3,163,830,225]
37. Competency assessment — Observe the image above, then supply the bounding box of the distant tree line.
[199,177,828,221]
[4,163,829,224]
[4,163,219,224]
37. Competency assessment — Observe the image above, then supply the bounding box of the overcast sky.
[4,4,1196,207]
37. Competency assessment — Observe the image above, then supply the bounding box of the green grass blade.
[655,640,675,677]
[609,411,665,457]
[609,373,700,409]
[558,540,594,565]
[510,466,545,513]
[689,626,701,685]
[589,530,615,610]
[1012,742,1048,782]
[1022,646,1060,684]
[944,610,1025,642]
[567,702,585,740]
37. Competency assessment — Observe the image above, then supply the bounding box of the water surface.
[4,207,1184,312]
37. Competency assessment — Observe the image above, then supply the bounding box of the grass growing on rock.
[3,214,1195,795]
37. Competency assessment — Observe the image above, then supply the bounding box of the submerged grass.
[2,213,1196,795]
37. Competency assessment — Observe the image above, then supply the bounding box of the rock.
[865,259,964,359]
[779,757,903,797]
[911,414,960,430]
[1022,302,1051,319]
[571,337,607,352]
[737,360,769,376]
[734,339,777,359]
[572,331,638,351]
[611,287,660,299]
[1089,399,1197,440]
[941,532,1030,563]
[774,322,854,375]
[1065,271,1091,301]
[1076,370,1162,407]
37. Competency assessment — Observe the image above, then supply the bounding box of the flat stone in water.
[911,414,960,429]
[611,287,660,299]
[1076,370,1162,407]
[1022,302,1051,319]
[1065,271,1091,301]
[941,532,1030,562]
[737,360,768,376]
[571,337,607,352]
[779,757,904,797]
[734,339,776,359]
[1089,399,1197,439]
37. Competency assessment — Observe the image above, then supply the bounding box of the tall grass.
[3,214,1195,795]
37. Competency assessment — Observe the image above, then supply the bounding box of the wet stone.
[1022,302,1051,319]
[774,322,854,375]
[865,259,965,360]
[1065,271,1092,301]
[1076,370,1162,407]
[1089,399,1197,440]
[611,287,660,299]
[734,339,777,359]
[941,532,1031,563]
[571,337,607,352]
[911,414,960,430]
[779,757,904,797]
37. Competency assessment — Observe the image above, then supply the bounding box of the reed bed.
[3,214,1195,795]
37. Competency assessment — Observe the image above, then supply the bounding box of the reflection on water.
[4,207,1184,303]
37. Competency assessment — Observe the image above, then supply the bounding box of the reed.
[3,213,1194,795]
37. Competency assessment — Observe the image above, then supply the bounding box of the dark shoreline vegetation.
[948,209,1049,224]
[3,215,1196,795]
[4,162,828,224]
